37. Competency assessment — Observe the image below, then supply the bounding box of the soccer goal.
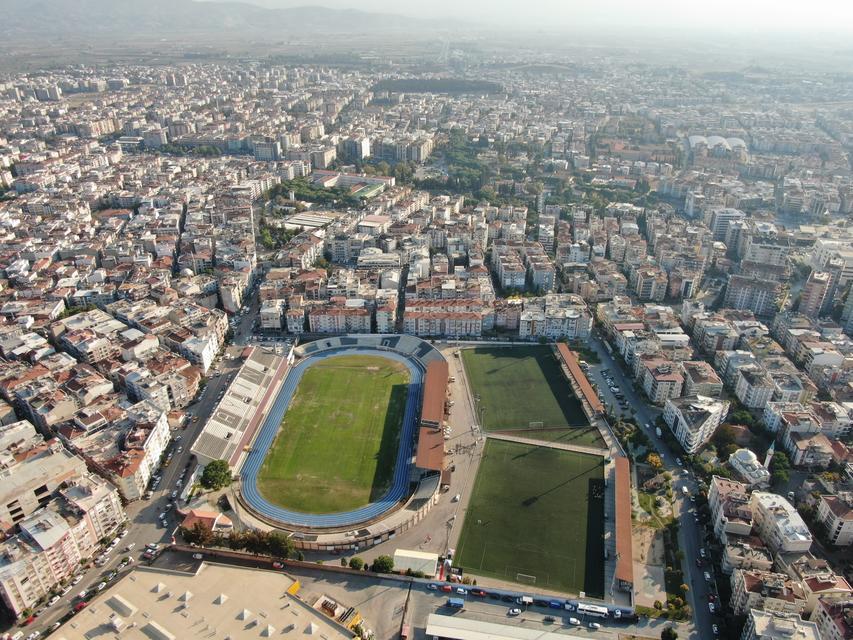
[515,572,537,585]
[528,421,544,431]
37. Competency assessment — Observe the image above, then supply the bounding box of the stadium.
[192,335,449,549]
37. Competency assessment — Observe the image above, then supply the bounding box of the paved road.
[406,582,693,640]
[587,334,712,640]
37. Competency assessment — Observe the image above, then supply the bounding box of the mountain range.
[1,0,430,41]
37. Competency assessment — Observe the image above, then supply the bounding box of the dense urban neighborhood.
[0,8,851,640]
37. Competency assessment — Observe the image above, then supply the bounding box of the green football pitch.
[256,354,409,514]
[456,439,606,596]
[460,345,595,436]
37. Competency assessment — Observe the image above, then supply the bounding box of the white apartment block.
[663,395,728,454]
[816,494,853,546]
[0,421,87,530]
[741,610,820,640]
[259,299,286,330]
[750,492,813,554]
[308,306,371,334]
[106,405,171,501]
[735,366,776,410]
[0,476,124,617]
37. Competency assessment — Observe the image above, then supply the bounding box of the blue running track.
[240,347,424,528]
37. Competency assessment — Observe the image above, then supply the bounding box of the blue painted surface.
[240,347,424,528]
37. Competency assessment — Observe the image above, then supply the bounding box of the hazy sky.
[223,0,853,34]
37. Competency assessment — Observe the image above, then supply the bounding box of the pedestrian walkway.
[486,431,609,457]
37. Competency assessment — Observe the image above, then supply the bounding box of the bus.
[446,598,464,609]
[577,603,609,618]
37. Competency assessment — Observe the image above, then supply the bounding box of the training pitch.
[461,345,595,434]
[455,439,606,596]
[256,354,409,514]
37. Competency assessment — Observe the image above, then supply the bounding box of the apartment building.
[0,421,87,531]
[709,207,746,241]
[638,356,684,405]
[799,271,832,320]
[725,275,781,316]
[722,536,774,575]
[259,298,286,330]
[708,476,754,541]
[518,294,592,341]
[663,395,729,454]
[731,569,807,616]
[750,492,813,554]
[810,599,853,640]
[735,366,776,410]
[0,475,124,617]
[631,266,668,302]
[776,552,853,614]
[307,304,371,334]
[816,494,853,546]
[741,610,820,640]
[681,360,724,397]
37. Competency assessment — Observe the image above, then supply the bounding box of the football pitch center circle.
[239,346,424,529]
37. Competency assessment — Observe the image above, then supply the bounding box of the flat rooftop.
[51,562,351,640]
[426,613,586,640]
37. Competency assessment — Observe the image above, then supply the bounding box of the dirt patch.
[632,524,667,607]
[633,525,664,565]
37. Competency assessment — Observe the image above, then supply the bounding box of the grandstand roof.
[614,456,634,588]
[415,425,445,471]
[556,344,603,415]
[421,360,448,428]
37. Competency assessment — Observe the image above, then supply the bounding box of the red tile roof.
[421,360,448,428]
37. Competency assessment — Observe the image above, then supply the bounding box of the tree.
[267,531,293,560]
[243,530,269,556]
[182,522,215,547]
[226,530,246,551]
[200,460,232,490]
[661,627,678,640]
[348,557,365,570]
[647,453,663,471]
[371,555,394,573]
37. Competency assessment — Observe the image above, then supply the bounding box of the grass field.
[256,354,409,514]
[456,440,606,596]
[521,426,605,448]
[461,346,593,433]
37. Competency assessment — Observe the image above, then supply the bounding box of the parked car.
[568,617,581,625]
[48,595,60,606]
[192,553,203,560]
[588,622,601,629]
[507,608,521,617]
[96,582,106,591]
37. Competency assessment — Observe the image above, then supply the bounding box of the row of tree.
[179,523,399,575]
[180,523,296,559]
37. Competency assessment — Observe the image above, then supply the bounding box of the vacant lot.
[461,346,592,432]
[456,440,605,596]
[257,355,409,514]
